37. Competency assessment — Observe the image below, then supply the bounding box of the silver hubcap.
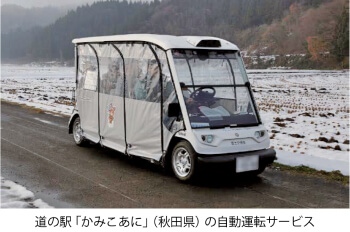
[173,147,192,177]
[73,120,82,143]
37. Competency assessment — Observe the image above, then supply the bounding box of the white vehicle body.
[69,34,275,180]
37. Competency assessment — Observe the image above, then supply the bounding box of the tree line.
[2,0,344,68]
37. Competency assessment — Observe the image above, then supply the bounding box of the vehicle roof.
[72,34,239,50]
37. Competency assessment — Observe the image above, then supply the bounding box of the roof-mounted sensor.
[196,40,221,47]
[186,36,222,48]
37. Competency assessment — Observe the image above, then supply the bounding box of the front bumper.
[197,148,276,166]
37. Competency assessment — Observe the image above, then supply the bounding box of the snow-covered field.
[1,64,75,115]
[1,65,349,174]
[249,70,349,156]
[1,176,52,208]
[247,69,349,174]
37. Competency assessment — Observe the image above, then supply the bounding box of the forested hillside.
[1,0,348,68]
[241,0,349,68]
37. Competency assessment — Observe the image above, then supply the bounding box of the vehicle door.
[118,43,162,160]
[92,44,126,152]
[76,44,100,143]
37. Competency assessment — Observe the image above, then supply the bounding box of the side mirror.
[168,103,180,118]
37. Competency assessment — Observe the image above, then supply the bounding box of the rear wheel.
[72,116,87,146]
[171,141,197,182]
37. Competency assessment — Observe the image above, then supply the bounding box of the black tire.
[171,141,197,182]
[72,116,88,146]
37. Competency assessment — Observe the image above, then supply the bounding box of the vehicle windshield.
[172,49,259,129]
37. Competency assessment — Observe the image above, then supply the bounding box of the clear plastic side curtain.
[91,43,126,152]
[77,44,98,91]
[116,43,161,103]
[76,42,176,160]
[76,44,100,142]
[115,43,162,160]
[92,44,125,97]
[151,45,183,150]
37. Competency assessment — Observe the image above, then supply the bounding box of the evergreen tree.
[1,0,333,62]
[332,6,349,65]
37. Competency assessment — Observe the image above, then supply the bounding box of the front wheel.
[72,116,87,146]
[171,141,197,182]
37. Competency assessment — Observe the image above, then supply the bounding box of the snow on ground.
[1,64,75,115]
[1,65,349,174]
[1,176,52,208]
[247,69,349,174]
[277,150,349,175]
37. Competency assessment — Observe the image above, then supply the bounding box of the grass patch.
[271,162,349,185]
[1,99,68,117]
[1,99,45,113]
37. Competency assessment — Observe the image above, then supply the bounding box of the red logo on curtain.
[107,103,116,128]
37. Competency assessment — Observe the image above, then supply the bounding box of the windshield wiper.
[209,124,237,129]
[209,125,227,129]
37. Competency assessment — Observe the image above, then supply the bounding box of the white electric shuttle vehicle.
[68,34,276,181]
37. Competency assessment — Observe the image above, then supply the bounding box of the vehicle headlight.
[255,130,266,138]
[206,135,214,143]
[201,135,214,143]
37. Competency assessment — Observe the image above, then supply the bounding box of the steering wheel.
[190,87,216,102]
